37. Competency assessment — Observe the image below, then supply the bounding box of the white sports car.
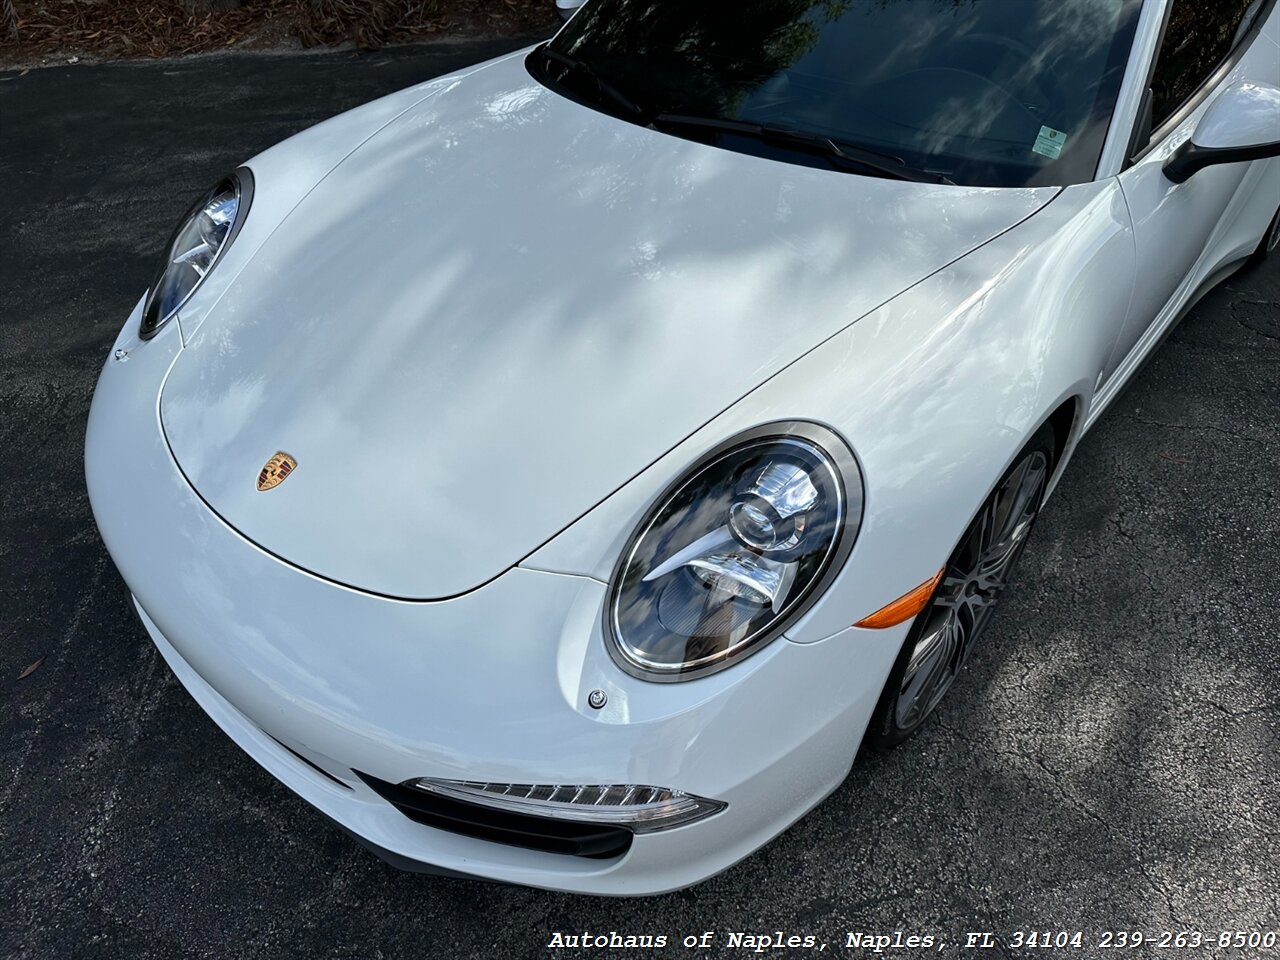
[87,0,1280,894]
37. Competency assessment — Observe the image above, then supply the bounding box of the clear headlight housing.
[140,170,252,339]
[607,422,863,682]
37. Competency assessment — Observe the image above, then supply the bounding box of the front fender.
[523,179,1135,645]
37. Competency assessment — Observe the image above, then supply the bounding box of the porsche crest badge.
[257,452,297,492]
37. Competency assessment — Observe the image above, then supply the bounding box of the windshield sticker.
[1033,126,1068,159]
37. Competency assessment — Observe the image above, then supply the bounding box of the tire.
[1248,205,1280,269]
[863,422,1056,751]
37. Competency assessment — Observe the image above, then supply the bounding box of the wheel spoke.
[975,498,999,555]
[893,448,1048,732]
[990,457,1029,542]
[897,612,963,727]
[966,591,999,611]
[977,454,1046,574]
[974,567,1007,592]
[1005,458,1046,530]
[935,575,969,609]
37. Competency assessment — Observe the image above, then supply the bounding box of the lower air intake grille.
[355,772,633,860]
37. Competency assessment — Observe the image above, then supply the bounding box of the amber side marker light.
[855,569,945,629]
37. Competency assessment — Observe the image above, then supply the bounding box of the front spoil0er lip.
[356,773,727,860]
[407,778,727,832]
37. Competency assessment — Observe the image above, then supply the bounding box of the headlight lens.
[607,422,863,682]
[140,171,250,339]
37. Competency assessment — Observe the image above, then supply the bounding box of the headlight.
[607,422,862,682]
[139,170,252,339]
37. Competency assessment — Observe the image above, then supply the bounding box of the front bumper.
[85,308,905,895]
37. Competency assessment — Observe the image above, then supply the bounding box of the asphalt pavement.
[2,38,1278,960]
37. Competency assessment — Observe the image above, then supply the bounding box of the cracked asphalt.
[2,38,1278,960]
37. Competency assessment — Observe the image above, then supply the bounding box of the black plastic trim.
[322,814,506,883]
[1124,86,1155,164]
[356,772,633,860]
[1163,138,1280,183]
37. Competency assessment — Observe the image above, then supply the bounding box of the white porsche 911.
[87,0,1280,894]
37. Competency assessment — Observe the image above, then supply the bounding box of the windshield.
[535,0,1142,188]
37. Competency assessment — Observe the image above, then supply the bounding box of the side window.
[1150,0,1264,131]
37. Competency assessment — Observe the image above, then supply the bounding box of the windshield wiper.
[652,113,955,185]
[538,45,648,121]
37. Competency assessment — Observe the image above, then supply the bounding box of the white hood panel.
[161,55,1056,598]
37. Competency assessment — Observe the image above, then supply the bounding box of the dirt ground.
[0,0,557,67]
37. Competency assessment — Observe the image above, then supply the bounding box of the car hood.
[160,53,1057,599]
